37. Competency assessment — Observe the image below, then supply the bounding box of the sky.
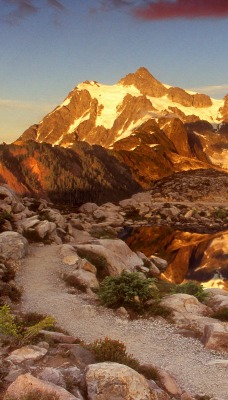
[1,0,228,143]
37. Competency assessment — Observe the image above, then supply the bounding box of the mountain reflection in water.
[124,226,228,290]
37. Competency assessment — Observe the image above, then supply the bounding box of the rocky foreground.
[0,171,228,400]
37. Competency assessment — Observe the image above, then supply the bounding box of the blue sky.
[1,0,228,143]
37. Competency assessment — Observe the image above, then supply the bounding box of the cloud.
[133,0,228,21]
[47,0,65,11]
[1,0,65,24]
[186,84,228,99]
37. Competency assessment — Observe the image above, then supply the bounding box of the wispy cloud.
[1,0,65,24]
[187,84,228,99]
[94,0,228,20]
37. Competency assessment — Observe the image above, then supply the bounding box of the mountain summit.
[20,67,228,159]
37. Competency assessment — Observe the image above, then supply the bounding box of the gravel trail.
[16,244,228,399]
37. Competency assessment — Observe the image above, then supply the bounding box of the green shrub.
[213,208,228,220]
[210,308,228,322]
[171,281,208,302]
[0,304,55,344]
[0,211,13,225]
[98,271,158,310]
[0,304,18,338]
[88,337,139,370]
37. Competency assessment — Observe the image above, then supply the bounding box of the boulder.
[63,266,99,291]
[40,330,77,344]
[35,220,56,239]
[4,373,80,400]
[206,294,228,311]
[202,322,228,351]
[7,345,47,364]
[37,367,65,387]
[0,185,18,202]
[156,368,182,397]
[160,294,209,320]
[41,208,66,229]
[85,362,153,400]
[0,231,28,260]
[75,239,143,276]
[150,256,168,272]
[79,203,99,214]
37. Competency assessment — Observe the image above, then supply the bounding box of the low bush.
[98,271,158,311]
[0,304,55,344]
[87,337,139,370]
[210,308,228,322]
[171,281,208,303]
[87,337,160,381]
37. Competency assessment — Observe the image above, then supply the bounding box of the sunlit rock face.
[125,227,228,290]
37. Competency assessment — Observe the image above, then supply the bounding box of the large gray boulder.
[85,362,153,400]
[75,239,143,276]
[0,231,28,260]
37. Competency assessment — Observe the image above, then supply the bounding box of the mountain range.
[1,67,227,204]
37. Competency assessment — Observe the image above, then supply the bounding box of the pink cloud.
[133,0,228,20]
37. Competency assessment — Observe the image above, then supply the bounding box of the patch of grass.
[210,308,228,322]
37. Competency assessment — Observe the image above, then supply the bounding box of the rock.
[79,203,99,214]
[12,202,25,214]
[42,208,66,229]
[150,256,168,272]
[160,294,209,321]
[37,367,65,387]
[7,345,48,364]
[63,254,80,266]
[202,323,228,351]
[0,185,18,202]
[206,294,228,311]
[65,345,96,368]
[85,362,153,400]
[184,210,194,219]
[35,221,56,239]
[63,268,99,291]
[0,231,28,260]
[40,330,77,344]
[4,373,80,400]
[61,366,82,387]
[156,368,182,397]
[75,239,143,276]
[17,215,40,231]
[116,306,129,318]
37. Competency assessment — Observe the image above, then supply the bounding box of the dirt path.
[16,244,228,399]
